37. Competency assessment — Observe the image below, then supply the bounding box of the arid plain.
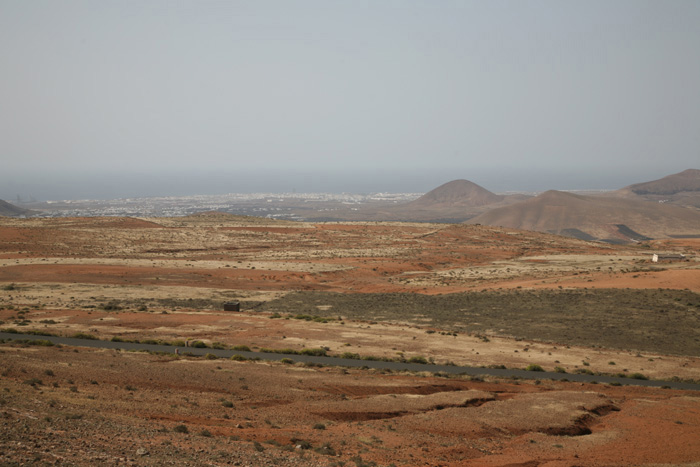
[1,213,700,466]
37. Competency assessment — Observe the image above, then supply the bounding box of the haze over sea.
[4,166,671,202]
[2,2,698,202]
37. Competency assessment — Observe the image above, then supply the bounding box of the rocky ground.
[1,213,699,465]
[2,344,700,467]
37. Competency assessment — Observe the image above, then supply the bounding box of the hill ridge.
[620,168,700,196]
[466,189,700,242]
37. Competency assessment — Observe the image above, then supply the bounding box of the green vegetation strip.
[257,289,700,356]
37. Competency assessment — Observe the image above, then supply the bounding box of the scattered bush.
[314,443,336,456]
[300,348,327,357]
[101,301,121,311]
[312,423,326,430]
[407,356,428,364]
[173,424,189,433]
[525,364,544,372]
[292,439,312,450]
[23,339,54,347]
[71,332,97,340]
[629,373,648,380]
[24,378,43,386]
[230,354,247,361]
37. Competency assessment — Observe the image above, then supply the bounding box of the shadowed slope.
[620,169,700,196]
[0,200,36,217]
[466,190,700,241]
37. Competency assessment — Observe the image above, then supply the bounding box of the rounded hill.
[408,179,504,208]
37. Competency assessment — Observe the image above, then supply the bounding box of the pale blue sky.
[2,1,699,199]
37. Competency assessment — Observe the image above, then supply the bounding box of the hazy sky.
[2,1,699,199]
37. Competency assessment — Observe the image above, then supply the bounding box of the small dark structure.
[223,301,241,312]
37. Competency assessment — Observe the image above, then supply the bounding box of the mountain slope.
[0,200,35,217]
[611,169,700,209]
[466,190,700,242]
[621,169,700,196]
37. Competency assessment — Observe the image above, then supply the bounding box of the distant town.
[19,191,424,221]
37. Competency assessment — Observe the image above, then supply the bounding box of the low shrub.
[629,373,648,380]
[24,378,43,386]
[407,356,428,364]
[300,348,327,357]
[71,332,97,340]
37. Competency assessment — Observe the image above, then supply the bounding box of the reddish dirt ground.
[1,214,699,466]
[2,345,700,467]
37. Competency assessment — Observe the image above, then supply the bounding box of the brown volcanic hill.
[306,179,526,223]
[302,180,530,223]
[408,179,504,208]
[0,200,35,217]
[620,169,700,195]
[466,190,700,242]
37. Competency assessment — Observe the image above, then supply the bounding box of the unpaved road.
[3,332,698,391]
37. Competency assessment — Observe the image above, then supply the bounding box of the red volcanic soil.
[1,218,648,294]
[1,216,700,465]
[2,344,700,467]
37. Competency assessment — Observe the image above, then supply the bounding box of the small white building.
[651,253,686,263]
